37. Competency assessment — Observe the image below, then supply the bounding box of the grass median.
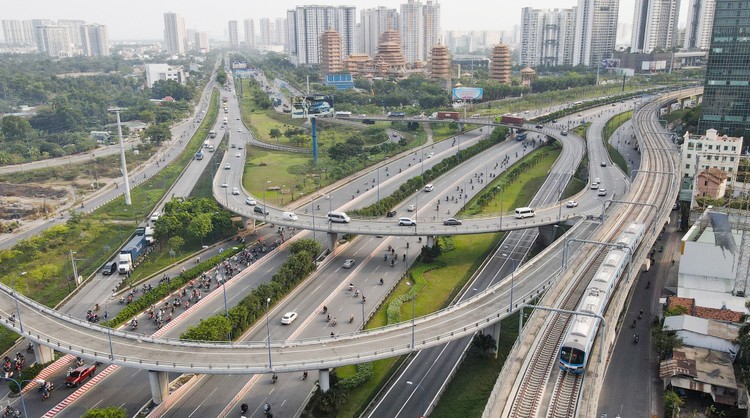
[602,110,632,175]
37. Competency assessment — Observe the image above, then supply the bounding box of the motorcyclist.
[323,305,327,314]
[302,371,308,380]
[271,373,278,383]
[76,357,84,367]
[263,402,271,413]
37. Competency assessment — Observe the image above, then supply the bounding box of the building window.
[686,164,691,169]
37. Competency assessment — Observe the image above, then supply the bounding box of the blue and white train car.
[559,222,646,374]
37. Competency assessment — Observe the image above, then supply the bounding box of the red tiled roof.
[667,296,695,313]
[694,306,743,323]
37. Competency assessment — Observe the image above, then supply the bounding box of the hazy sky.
[4,0,689,41]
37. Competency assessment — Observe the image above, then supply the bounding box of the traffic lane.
[161,233,414,417]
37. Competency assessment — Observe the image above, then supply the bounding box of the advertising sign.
[451,87,484,101]
[291,95,334,118]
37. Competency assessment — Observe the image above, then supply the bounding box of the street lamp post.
[407,281,416,350]
[221,272,230,340]
[405,380,426,418]
[358,288,366,328]
[502,254,517,312]
[459,181,467,209]
[265,297,272,369]
[263,179,271,218]
[104,294,115,360]
[12,272,26,334]
[1,377,28,418]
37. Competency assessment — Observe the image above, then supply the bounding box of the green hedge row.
[350,127,509,218]
[338,362,374,390]
[106,246,244,327]
[180,239,321,341]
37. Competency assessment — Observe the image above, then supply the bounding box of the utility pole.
[109,108,131,205]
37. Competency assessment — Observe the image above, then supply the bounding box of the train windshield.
[560,347,585,365]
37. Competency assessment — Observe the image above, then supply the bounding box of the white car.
[224,163,231,170]
[281,312,298,325]
[237,129,242,132]
[565,200,578,208]
[150,212,160,222]
[245,197,257,206]
[220,182,228,188]
[407,204,416,212]
[342,259,355,269]
[398,217,416,226]
[232,187,240,195]
[426,152,434,158]
[598,188,607,196]
[235,152,241,157]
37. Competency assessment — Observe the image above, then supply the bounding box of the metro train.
[558,222,646,374]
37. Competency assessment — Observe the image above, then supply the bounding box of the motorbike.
[331,318,337,326]
[349,315,354,323]
[271,373,278,384]
[302,371,308,381]
[26,342,33,353]
[633,334,639,344]
[379,278,384,285]
[631,319,637,328]
[2,406,20,418]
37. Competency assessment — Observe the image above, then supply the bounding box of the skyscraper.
[400,0,424,63]
[259,18,271,46]
[399,0,441,63]
[58,19,85,48]
[2,20,35,46]
[631,0,681,53]
[195,32,209,53]
[37,25,72,57]
[684,0,716,50]
[273,18,287,46]
[360,7,399,57]
[244,19,256,48]
[520,8,576,67]
[228,20,239,48]
[80,24,110,57]
[163,12,187,55]
[287,5,356,65]
[573,0,620,67]
[698,0,750,135]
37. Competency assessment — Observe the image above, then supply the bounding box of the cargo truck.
[501,115,525,126]
[136,226,155,245]
[436,111,460,120]
[117,234,148,274]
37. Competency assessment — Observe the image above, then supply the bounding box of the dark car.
[443,218,462,226]
[65,364,96,387]
[535,124,543,129]
[254,206,269,215]
[386,210,397,217]
[101,261,117,276]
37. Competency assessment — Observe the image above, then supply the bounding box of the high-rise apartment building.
[195,31,209,53]
[2,20,35,46]
[58,19,85,48]
[286,5,356,65]
[273,18,286,46]
[422,1,440,60]
[31,19,55,51]
[80,24,110,57]
[259,18,271,46]
[698,0,750,136]
[244,19,255,47]
[684,0,716,50]
[573,0,620,67]
[163,12,187,55]
[228,20,239,48]
[400,0,424,63]
[360,7,399,57]
[631,0,681,53]
[520,8,576,67]
[37,25,72,57]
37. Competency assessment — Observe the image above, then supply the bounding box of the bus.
[515,131,528,141]
[334,111,352,118]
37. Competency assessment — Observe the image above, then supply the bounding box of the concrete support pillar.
[327,232,338,252]
[33,343,55,364]
[426,235,435,247]
[489,322,502,359]
[241,216,255,231]
[318,368,331,393]
[148,370,170,404]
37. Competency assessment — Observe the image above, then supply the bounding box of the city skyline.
[2,0,689,42]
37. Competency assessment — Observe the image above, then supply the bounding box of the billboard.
[641,60,667,71]
[291,94,334,119]
[452,87,484,101]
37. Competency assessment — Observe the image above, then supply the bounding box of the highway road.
[365,100,636,418]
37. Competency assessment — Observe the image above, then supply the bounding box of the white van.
[282,212,298,221]
[424,184,435,192]
[514,207,535,219]
[327,211,350,223]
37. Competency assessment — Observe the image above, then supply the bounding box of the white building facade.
[145,63,186,88]
[631,0,681,53]
[360,7,399,57]
[80,24,110,57]
[573,0,620,67]
[684,0,715,50]
[520,8,576,67]
[681,129,743,184]
[228,20,239,48]
[286,5,356,65]
[2,20,35,46]
[163,12,187,55]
